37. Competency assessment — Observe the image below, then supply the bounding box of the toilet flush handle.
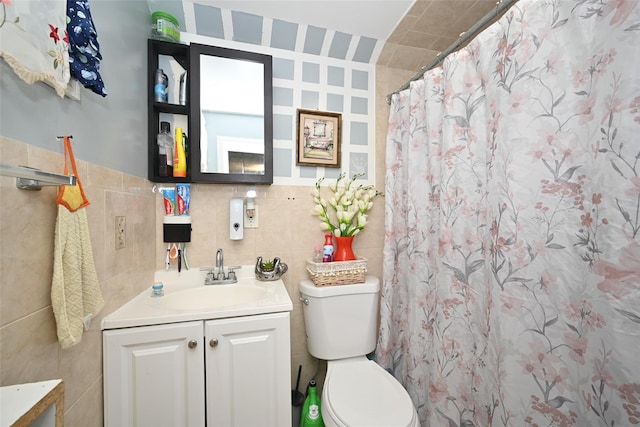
[299,297,309,305]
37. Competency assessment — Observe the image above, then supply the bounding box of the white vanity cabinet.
[103,312,291,427]
[103,321,205,426]
[205,313,291,426]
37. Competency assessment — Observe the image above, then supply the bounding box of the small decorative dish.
[255,257,288,281]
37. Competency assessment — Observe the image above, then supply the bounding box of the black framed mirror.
[189,43,273,184]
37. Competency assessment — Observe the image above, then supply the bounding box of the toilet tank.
[299,276,380,360]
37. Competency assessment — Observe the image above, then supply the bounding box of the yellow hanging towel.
[51,137,104,349]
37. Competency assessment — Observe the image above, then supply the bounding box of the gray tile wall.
[188,3,377,186]
[193,6,381,64]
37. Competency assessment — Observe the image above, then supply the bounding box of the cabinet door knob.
[209,338,219,347]
[188,339,198,349]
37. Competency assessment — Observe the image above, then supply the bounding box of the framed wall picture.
[296,109,342,168]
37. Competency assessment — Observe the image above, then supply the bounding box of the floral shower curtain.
[377,0,640,426]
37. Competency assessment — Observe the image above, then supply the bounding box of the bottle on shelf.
[322,234,334,263]
[154,69,168,103]
[157,121,173,177]
[173,127,187,177]
[179,71,187,105]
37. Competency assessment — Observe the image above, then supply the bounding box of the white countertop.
[101,267,293,330]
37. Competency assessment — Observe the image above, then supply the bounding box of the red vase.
[333,236,356,261]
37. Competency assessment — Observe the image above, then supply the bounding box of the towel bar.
[0,163,76,191]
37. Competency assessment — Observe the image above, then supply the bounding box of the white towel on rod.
[51,205,103,349]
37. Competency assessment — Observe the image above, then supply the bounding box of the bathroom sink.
[101,267,293,330]
[161,284,269,310]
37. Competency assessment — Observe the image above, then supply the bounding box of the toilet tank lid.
[300,276,379,298]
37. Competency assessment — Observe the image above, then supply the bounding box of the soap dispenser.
[230,198,244,240]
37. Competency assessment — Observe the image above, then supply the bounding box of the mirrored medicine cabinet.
[148,39,273,184]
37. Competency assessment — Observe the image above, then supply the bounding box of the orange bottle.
[173,127,187,177]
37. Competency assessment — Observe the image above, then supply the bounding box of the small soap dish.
[255,256,288,281]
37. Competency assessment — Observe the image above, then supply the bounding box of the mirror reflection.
[200,56,265,174]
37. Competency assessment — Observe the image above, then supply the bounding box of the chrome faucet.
[216,248,224,279]
[199,248,240,285]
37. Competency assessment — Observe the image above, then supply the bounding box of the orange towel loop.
[56,136,90,212]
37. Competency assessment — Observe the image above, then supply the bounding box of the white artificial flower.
[312,173,382,237]
[344,190,355,203]
[357,213,368,228]
[344,209,357,223]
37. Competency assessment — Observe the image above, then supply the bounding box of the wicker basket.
[306,258,367,286]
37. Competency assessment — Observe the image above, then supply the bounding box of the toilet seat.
[322,358,418,427]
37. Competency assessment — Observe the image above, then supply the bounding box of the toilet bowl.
[299,277,419,427]
[321,357,419,427]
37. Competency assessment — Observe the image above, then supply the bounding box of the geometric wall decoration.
[185,3,378,186]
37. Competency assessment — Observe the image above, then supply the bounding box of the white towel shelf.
[0,379,64,426]
[0,163,76,191]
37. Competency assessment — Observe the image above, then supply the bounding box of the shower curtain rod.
[385,0,519,104]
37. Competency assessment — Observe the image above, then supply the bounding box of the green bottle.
[300,380,324,427]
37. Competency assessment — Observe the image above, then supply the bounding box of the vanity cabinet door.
[205,312,291,427]
[103,321,205,427]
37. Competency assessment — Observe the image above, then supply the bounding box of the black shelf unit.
[147,39,190,183]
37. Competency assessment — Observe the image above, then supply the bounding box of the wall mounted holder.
[163,215,191,242]
[230,198,244,240]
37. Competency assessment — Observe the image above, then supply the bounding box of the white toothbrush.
[165,244,170,270]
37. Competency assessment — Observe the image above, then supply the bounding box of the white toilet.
[300,276,419,427]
